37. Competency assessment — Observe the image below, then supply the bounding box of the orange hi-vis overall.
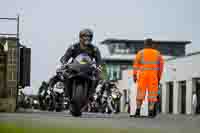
[133,48,164,102]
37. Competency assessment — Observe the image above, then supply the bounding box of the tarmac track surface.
[0,111,200,132]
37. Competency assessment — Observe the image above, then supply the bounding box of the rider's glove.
[92,64,97,68]
[97,65,103,72]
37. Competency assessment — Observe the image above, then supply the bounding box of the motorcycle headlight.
[64,100,68,104]
[47,90,51,95]
[93,94,98,100]
[33,100,38,104]
[112,93,117,99]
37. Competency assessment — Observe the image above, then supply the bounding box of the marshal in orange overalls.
[133,47,164,108]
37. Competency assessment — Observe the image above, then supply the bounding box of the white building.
[160,52,200,115]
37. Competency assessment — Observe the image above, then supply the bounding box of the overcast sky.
[0,0,199,94]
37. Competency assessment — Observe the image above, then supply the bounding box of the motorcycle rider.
[48,28,102,96]
[38,81,49,109]
[60,28,102,67]
[38,81,49,95]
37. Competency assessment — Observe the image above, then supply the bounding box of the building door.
[168,82,173,114]
[196,79,200,114]
[180,81,186,114]
[0,53,6,98]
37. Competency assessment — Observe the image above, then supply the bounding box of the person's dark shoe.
[130,108,140,118]
[148,110,156,118]
[129,114,140,118]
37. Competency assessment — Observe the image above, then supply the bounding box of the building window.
[10,88,16,97]
[0,56,5,64]
[8,48,17,65]
[8,71,16,81]
[112,43,132,55]
[107,65,121,80]
[13,71,17,80]
[8,71,12,81]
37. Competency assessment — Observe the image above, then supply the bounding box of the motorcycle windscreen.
[74,53,92,65]
[70,53,93,72]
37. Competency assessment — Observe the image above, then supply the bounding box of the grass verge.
[0,122,162,133]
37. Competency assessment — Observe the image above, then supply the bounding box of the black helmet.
[79,28,93,39]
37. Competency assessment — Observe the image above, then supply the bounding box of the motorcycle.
[32,99,40,109]
[17,90,25,108]
[52,81,66,112]
[38,82,49,110]
[63,96,70,111]
[89,80,121,114]
[42,88,55,111]
[17,91,32,109]
[56,53,100,116]
[40,81,66,112]
[110,86,122,113]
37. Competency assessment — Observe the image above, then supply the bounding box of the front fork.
[107,96,116,113]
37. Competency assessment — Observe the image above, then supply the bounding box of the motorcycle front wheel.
[70,80,88,117]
